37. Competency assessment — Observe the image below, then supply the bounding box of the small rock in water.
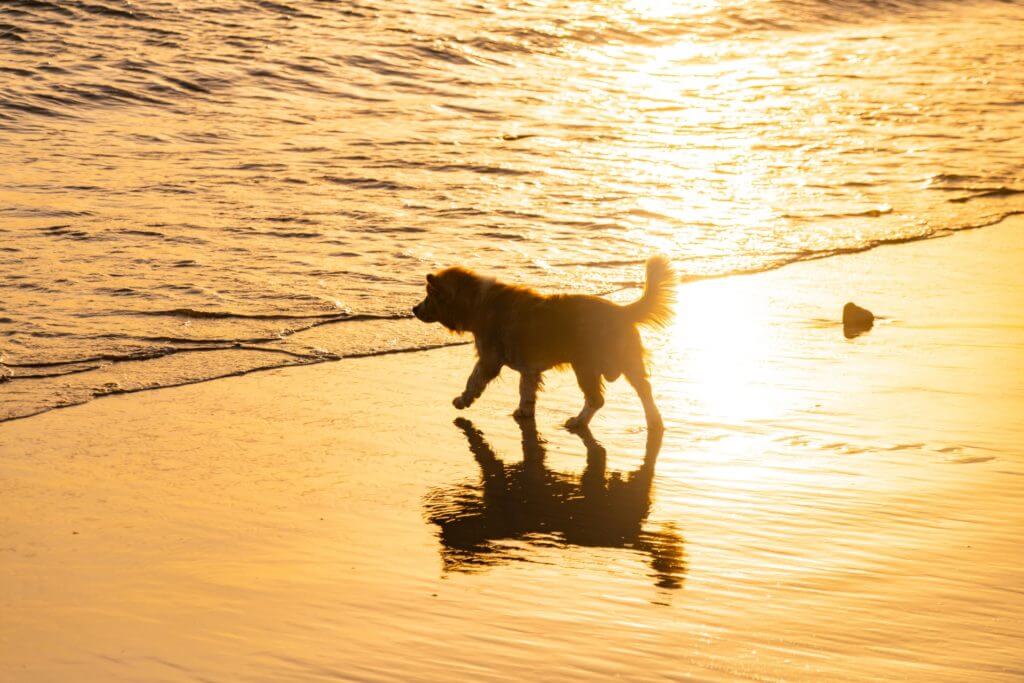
[843,302,874,338]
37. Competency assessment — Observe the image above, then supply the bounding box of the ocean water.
[1,0,1022,421]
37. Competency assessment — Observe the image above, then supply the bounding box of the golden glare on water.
[1,0,1022,420]
[665,277,782,422]
[1,0,1024,680]
[4,217,1023,681]
[625,0,726,19]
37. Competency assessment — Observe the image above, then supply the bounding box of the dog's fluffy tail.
[621,255,676,328]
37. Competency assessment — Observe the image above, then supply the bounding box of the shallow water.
[1,0,1023,420]
[2,222,1022,681]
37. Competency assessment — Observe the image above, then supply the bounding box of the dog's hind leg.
[565,365,604,431]
[513,371,542,420]
[625,368,663,433]
[454,358,501,410]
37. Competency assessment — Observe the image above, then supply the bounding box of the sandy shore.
[2,218,1023,681]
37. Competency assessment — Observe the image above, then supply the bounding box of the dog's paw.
[453,395,469,410]
[512,407,535,421]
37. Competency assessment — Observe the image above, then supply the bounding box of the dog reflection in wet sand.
[412,257,674,431]
[424,418,685,590]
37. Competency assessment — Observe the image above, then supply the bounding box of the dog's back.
[475,257,675,379]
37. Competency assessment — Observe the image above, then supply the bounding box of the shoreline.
[3,208,1022,426]
[2,216,1022,681]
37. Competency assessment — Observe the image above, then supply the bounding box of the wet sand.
[2,218,1023,681]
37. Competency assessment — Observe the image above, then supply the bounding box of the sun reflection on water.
[661,276,783,425]
[624,0,728,20]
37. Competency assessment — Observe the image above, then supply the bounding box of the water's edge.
[5,210,1019,426]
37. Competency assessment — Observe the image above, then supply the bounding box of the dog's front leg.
[513,371,541,420]
[453,359,501,410]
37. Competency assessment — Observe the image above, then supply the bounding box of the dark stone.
[843,302,874,339]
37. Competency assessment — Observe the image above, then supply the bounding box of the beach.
[2,216,1022,681]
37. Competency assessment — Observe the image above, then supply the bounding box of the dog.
[412,256,675,431]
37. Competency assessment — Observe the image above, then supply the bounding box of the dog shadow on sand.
[424,418,686,591]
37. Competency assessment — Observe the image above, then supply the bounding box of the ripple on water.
[0,0,1022,422]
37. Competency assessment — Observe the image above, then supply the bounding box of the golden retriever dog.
[412,256,675,431]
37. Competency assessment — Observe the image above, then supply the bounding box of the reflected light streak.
[662,276,781,424]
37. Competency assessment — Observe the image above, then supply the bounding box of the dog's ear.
[426,272,447,298]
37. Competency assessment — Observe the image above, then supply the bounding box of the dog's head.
[412,267,484,332]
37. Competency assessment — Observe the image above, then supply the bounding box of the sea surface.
[1,0,1023,420]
